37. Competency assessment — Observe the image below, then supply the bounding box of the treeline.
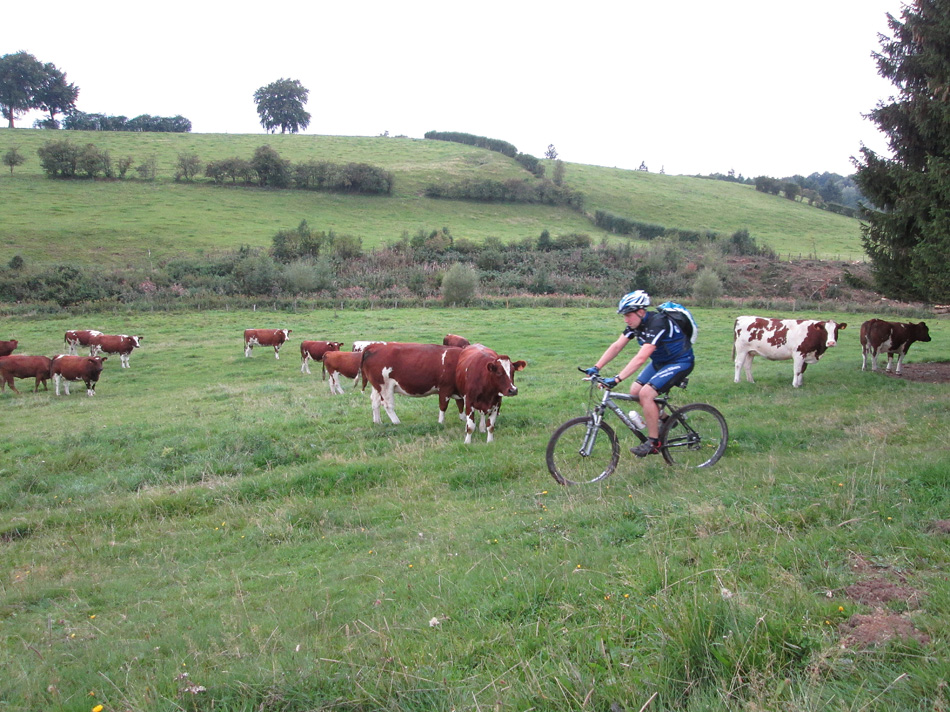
[593,211,776,255]
[0,223,774,310]
[62,112,192,133]
[425,130,545,177]
[425,178,584,210]
[33,140,394,194]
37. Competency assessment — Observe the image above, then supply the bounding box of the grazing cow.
[860,319,931,375]
[455,344,526,443]
[443,334,471,348]
[0,355,52,393]
[352,340,385,352]
[64,329,102,355]
[300,340,344,377]
[323,350,363,394]
[734,316,847,388]
[244,329,292,359]
[92,334,142,368]
[360,342,463,425]
[50,355,107,396]
[0,339,17,357]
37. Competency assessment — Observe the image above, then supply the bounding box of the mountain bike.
[546,369,728,485]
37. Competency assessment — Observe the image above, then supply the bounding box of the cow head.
[915,322,932,342]
[487,357,527,397]
[827,321,847,347]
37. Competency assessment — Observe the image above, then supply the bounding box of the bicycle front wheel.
[660,403,728,468]
[546,416,620,485]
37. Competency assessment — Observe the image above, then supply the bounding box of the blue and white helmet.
[617,290,651,314]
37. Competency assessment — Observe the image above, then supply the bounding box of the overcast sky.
[5,0,906,178]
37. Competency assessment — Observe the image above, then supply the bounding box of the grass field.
[0,129,864,266]
[2,307,948,711]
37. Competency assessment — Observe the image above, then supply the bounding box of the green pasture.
[0,128,864,265]
[2,307,948,711]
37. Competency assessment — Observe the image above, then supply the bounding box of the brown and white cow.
[92,334,142,368]
[65,329,102,355]
[50,355,107,396]
[860,319,931,375]
[352,340,385,352]
[0,339,17,357]
[360,342,463,425]
[443,334,471,348]
[323,350,363,394]
[244,329,292,359]
[300,340,344,377]
[734,316,847,388]
[455,344,526,443]
[0,355,52,393]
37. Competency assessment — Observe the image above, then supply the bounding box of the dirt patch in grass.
[928,520,950,534]
[880,362,950,384]
[844,577,924,609]
[839,612,931,648]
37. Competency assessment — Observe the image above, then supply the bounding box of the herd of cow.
[0,330,142,397]
[243,328,527,443]
[0,315,935,443]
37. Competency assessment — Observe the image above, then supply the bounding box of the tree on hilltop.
[253,78,311,134]
[33,62,78,128]
[854,0,950,301]
[0,51,45,128]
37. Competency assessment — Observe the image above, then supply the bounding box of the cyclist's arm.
[593,335,630,371]
[616,343,656,382]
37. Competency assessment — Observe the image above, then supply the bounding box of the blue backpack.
[657,301,698,345]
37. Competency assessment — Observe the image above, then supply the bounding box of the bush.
[692,268,723,305]
[251,146,291,188]
[175,152,202,181]
[441,263,478,305]
[37,140,81,177]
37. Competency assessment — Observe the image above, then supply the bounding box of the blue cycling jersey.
[624,311,694,365]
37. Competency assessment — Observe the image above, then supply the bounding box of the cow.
[300,340,344,377]
[244,329,292,359]
[91,334,142,368]
[443,334,471,348]
[323,350,363,394]
[64,329,102,355]
[0,339,17,357]
[455,344,526,443]
[50,355,107,396]
[352,340,385,352]
[0,355,52,394]
[860,319,931,375]
[360,342,463,425]
[733,316,847,388]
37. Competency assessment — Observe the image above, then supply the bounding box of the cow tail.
[359,348,369,391]
[731,318,738,360]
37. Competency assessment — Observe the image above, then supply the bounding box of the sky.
[4,0,907,178]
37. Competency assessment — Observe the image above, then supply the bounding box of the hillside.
[0,129,864,268]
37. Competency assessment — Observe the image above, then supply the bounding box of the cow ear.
[513,360,526,371]
[839,323,847,330]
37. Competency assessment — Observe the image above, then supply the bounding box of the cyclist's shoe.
[631,438,662,457]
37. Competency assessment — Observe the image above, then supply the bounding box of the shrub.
[251,146,291,188]
[37,140,81,177]
[175,152,202,181]
[692,268,723,305]
[441,263,478,305]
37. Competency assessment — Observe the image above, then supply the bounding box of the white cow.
[733,316,847,387]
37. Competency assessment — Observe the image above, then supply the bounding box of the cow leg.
[464,407,477,444]
[485,405,500,443]
[4,377,20,394]
[328,372,342,395]
[85,378,96,396]
[245,342,253,357]
[381,382,400,424]
[370,389,383,423]
[301,354,311,374]
[793,358,807,388]
[861,346,868,371]
[895,350,905,375]
[121,353,130,368]
[274,346,280,360]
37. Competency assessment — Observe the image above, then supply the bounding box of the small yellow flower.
[89,615,95,619]
[838,483,844,487]
[93,705,104,712]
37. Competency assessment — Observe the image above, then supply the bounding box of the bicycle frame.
[577,378,670,457]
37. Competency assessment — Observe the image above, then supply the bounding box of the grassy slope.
[1,308,948,711]
[0,128,863,267]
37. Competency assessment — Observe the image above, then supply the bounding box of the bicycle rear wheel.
[660,403,728,468]
[546,416,620,485]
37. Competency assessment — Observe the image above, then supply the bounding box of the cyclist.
[583,290,694,457]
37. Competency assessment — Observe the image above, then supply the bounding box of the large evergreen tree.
[854,0,950,302]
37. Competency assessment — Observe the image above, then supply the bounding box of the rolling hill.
[0,128,865,268]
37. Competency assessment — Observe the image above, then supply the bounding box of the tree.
[545,144,558,160]
[2,146,26,174]
[0,51,45,128]
[253,78,311,134]
[33,63,78,128]
[854,0,950,301]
